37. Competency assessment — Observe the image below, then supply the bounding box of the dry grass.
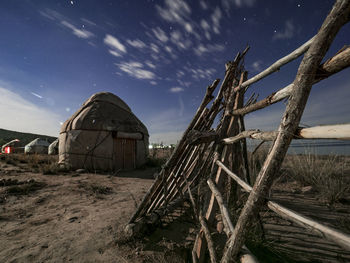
[247,145,350,205]
[283,152,350,204]
[0,153,63,174]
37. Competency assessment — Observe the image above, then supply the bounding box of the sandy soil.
[0,159,194,263]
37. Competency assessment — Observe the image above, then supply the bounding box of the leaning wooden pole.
[128,79,219,224]
[221,1,350,262]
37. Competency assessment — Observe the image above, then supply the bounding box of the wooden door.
[113,138,136,170]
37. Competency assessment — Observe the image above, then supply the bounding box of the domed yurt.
[48,139,59,155]
[58,92,149,171]
[25,138,50,154]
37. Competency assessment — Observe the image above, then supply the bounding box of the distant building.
[25,138,50,154]
[48,139,59,155]
[1,139,22,154]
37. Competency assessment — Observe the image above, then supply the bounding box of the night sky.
[0,0,349,145]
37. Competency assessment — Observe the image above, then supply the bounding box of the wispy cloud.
[61,21,94,39]
[145,61,156,69]
[156,0,196,35]
[39,8,64,21]
[251,60,263,72]
[185,66,217,80]
[31,92,43,99]
[116,61,155,80]
[39,9,94,39]
[199,0,209,10]
[211,7,222,34]
[104,34,127,57]
[222,0,256,10]
[0,86,61,136]
[150,43,160,54]
[273,20,295,40]
[152,27,169,43]
[200,19,211,40]
[169,87,184,93]
[170,30,192,50]
[80,17,97,27]
[194,43,225,56]
[126,39,146,49]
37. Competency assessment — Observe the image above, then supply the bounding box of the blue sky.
[0,0,349,144]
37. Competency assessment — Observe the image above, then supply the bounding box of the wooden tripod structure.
[127,1,350,262]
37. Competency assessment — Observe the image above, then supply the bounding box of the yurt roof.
[25,138,50,147]
[49,139,59,148]
[60,92,148,135]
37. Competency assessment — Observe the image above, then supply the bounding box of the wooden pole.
[231,45,350,116]
[223,124,350,144]
[234,36,315,92]
[221,2,350,261]
[216,160,350,251]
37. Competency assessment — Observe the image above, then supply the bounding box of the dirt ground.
[0,156,195,263]
[1,154,350,263]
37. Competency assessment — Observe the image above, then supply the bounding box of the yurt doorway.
[114,138,136,170]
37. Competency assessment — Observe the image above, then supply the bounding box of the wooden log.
[128,79,219,224]
[231,45,350,116]
[187,130,219,145]
[223,124,350,144]
[266,202,350,251]
[207,179,234,234]
[196,67,247,262]
[199,213,218,263]
[216,160,350,251]
[221,1,350,261]
[196,59,243,263]
[297,124,350,140]
[207,178,259,263]
[234,36,315,92]
[144,91,222,218]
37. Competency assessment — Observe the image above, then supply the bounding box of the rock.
[76,169,85,174]
[124,223,136,237]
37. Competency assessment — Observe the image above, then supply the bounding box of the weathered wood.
[231,45,350,116]
[221,1,350,262]
[266,201,350,251]
[187,130,219,145]
[216,160,350,251]
[199,213,218,263]
[223,124,350,144]
[196,57,245,263]
[234,36,315,92]
[207,178,234,235]
[128,79,219,224]
[297,124,350,140]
